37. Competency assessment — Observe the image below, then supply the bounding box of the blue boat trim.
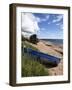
[23,48,61,65]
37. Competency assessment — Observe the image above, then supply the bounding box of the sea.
[41,39,63,46]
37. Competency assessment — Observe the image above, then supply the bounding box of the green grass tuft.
[22,41,38,51]
[21,41,49,77]
[22,54,49,77]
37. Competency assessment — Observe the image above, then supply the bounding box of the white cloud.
[41,18,47,22]
[21,13,40,37]
[36,17,41,23]
[56,23,60,25]
[52,15,63,23]
[56,22,63,30]
[46,15,50,19]
[42,15,50,22]
[36,15,50,22]
[55,22,63,30]
[36,17,47,22]
[21,32,32,39]
[48,22,51,24]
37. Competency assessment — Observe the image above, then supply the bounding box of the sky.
[21,13,63,39]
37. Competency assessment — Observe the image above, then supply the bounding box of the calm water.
[41,39,63,46]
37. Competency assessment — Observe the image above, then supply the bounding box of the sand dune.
[48,59,63,75]
[27,41,63,58]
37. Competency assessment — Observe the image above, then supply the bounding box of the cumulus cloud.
[21,13,40,36]
[52,15,63,23]
[36,17,41,23]
[36,14,50,22]
[41,15,50,22]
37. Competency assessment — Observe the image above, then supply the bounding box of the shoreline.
[40,40,63,56]
[40,39,63,48]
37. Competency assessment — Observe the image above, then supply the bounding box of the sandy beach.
[25,40,63,76]
[48,58,63,75]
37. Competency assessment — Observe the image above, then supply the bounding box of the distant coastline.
[40,39,63,46]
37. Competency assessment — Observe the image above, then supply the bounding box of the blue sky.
[33,13,63,39]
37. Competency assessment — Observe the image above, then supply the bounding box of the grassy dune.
[22,41,38,51]
[21,41,49,77]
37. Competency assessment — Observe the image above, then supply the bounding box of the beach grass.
[22,53,49,77]
[22,41,38,51]
[21,41,49,77]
